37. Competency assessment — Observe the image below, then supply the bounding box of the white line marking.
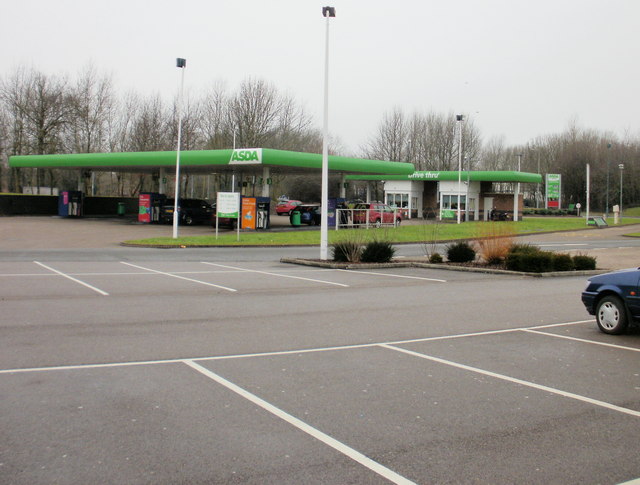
[539,243,588,247]
[380,344,640,418]
[618,478,640,485]
[183,360,415,485]
[201,262,349,287]
[0,320,593,375]
[33,261,109,296]
[336,269,446,283]
[120,262,237,292]
[523,329,640,352]
[0,359,184,374]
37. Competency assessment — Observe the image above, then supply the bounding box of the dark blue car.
[581,268,640,334]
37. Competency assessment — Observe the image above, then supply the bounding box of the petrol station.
[8,148,543,226]
[9,148,414,229]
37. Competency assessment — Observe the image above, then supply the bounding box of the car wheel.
[375,218,382,228]
[184,215,194,225]
[596,295,628,334]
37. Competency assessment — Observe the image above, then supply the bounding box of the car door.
[628,270,640,320]
[382,205,394,223]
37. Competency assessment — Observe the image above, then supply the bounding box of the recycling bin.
[290,210,301,226]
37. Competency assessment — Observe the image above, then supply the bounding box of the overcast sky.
[2,0,639,154]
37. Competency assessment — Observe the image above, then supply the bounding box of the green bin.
[290,210,301,226]
[117,202,126,217]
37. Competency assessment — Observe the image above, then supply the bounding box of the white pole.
[585,163,590,225]
[456,115,463,224]
[172,59,186,239]
[231,130,236,193]
[514,154,521,222]
[320,8,334,260]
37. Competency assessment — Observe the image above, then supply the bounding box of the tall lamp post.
[456,114,463,224]
[605,143,611,217]
[619,163,624,219]
[514,153,522,222]
[320,6,335,260]
[172,58,187,239]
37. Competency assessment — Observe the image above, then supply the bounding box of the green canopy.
[9,148,415,176]
[347,170,543,183]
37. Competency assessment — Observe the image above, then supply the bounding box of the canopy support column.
[262,167,270,198]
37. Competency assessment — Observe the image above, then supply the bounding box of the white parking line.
[120,262,237,292]
[336,269,446,283]
[380,343,640,418]
[183,360,415,485]
[523,329,640,352]
[539,243,588,247]
[201,262,349,287]
[33,261,109,296]
[0,320,593,374]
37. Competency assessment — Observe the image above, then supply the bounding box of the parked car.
[210,203,237,229]
[295,204,321,225]
[352,202,402,227]
[276,199,302,216]
[581,267,640,334]
[161,198,214,225]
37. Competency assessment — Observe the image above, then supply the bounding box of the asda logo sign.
[230,148,262,165]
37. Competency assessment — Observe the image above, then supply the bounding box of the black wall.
[0,194,139,216]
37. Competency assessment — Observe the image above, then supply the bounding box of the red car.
[276,199,302,216]
[352,203,402,227]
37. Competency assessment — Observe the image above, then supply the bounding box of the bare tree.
[0,68,71,192]
[362,107,407,162]
[363,109,482,170]
[228,78,284,147]
[66,65,114,154]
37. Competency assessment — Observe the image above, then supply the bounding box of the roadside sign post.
[216,192,241,241]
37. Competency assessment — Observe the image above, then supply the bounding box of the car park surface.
[1,218,640,484]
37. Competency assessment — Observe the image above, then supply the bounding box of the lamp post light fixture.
[320,6,336,260]
[619,163,624,219]
[172,57,187,239]
[456,114,463,224]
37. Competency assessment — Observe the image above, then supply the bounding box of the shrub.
[446,241,476,263]
[361,240,396,263]
[508,243,540,256]
[429,252,443,263]
[573,254,597,270]
[332,241,362,262]
[506,250,555,272]
[552,253,575,271]
[474,222,515,265]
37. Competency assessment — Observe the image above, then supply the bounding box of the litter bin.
[290,210,301,227]
[117,202,126,217]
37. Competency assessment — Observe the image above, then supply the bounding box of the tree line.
[364,110,638,211]
[0,66,326,199]
[0,66,638,210]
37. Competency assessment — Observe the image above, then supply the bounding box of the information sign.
[217,192,240,218]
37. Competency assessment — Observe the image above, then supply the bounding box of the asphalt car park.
[1,254,639,484]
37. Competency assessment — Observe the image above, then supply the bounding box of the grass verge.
[123,217,640,247]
